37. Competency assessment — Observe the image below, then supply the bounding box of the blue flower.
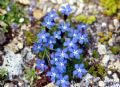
[42,16,55,29]
[58,22,70,32]
[73,64,87,78]
[36,59,48,72]
[69,46,83,59]
[32,42,44,53]
[47,36,56,49]
[50,53,59,64]
[64,38,76,48]
[46,67,59,82]
[68,28,79,38]
[79,34,88,44]
[37,30,50,43]
[53,31,61,39]
[47,10,58,19]
[55,48,68,59]
[77,23,88,31]
[56,75,70,87]
[55,58,67,73]
[60,4,72,16]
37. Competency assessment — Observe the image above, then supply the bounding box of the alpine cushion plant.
[32,4,88,87]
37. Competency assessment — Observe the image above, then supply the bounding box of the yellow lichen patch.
[97,32,104,37]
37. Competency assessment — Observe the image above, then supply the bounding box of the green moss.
[100,0,120,16]
[0,68,8,81]
[110,46,120,55]
[25,31,37,46]
[75,15,96,24]
[92,50,99,59]
[88,64,106,78]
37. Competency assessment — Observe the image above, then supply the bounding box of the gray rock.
[113,19,120,29]
[2,48,23,79]
[116,36,120,43]
[102,55,110,66]
[21,47,35,62]
[108,24,115,32]
[4,83,16,87]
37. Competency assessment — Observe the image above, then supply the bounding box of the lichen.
[97,32,113,43]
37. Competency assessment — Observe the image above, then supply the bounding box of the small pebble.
[98,81,105,87]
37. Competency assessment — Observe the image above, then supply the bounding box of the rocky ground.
[0,0,120,87]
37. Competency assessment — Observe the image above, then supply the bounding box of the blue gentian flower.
[47,10,58,19]
[69,46,83,59]
[50,53,59,64]
[53,31,61,39]
[36,59,48,72]
[60,4,72,16]
[32,42,44,53]
[77,23,88,31]
[42,16,55,29]
[46,67,59,82]
[47,36,56,49]
[73,64,87,78]
[55,48,68,59]
[37,30,50,43]
[64,38,76,48]
[55,58,67,73]
[68,28,79,38]
[79,34,88,44]
[56,75,70,87]
[58,22,70,32]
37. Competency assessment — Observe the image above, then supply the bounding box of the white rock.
[68,0,76,5]
[113,60,120,72]
[108,24,115,31]
[83,73,93,81]
[112,73,119,82]
[113,18,120,29]
[101,22,107,28]
[51,0,57,4]
[107,71,112,75]
[108,38,114,46]
[102,55,110,66]
[97,43,107,55]
[2,49,23,79]
[71,5,77,13]
[74,3,85,16]
[98,81,105,87]
[57,0,64,4]
[44,82,58,87]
